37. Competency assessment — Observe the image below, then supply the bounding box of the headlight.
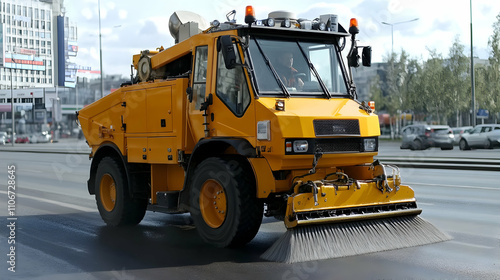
[363,138,377,152]
[293,140,309,153]
[257,121,271,141]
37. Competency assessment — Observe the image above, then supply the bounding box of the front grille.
[316,138,362,153]
[314,119,360,136]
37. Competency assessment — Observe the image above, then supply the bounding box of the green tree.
[484,13,500,122]
[444,36,470,126]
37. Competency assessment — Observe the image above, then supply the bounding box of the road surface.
[0,150,499,279]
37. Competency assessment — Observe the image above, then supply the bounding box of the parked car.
[15,134,30,143]
[459,124,500,150]
[451,126,473,145]
[28,131,52,144]
[400,124,454,150]
[0,131,7,145]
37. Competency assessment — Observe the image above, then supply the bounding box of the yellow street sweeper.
[77,6,450,263]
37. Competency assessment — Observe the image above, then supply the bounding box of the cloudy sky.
[65,0,500,78]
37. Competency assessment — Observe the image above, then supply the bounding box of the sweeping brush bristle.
[261,215,451,263]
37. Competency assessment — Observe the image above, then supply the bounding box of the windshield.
[248,37,348,97]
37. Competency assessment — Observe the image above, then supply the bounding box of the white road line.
[417,202,434,206]
[450,241,496,250]
[405,182,499,191]
[0,190,96,212]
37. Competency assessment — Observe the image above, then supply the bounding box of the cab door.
[188,45,211,142]
[208,39,256,141]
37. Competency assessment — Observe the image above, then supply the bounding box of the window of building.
[23,6,27,16]
[6,3,10,13]
[17,5,21,15]
[41,10,45,20]
[34,8,39,19]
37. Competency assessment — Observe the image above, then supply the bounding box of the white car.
[459,124,500,150]
[28,132,52,144]
[0,131,7,145]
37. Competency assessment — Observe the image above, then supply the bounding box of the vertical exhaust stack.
[169,11,210,44]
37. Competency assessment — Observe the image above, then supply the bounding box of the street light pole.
[470,0,476,126]
[381,18,419,55]
[98,0,104,98]
[10,66,14,146]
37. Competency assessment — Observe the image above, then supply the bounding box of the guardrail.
[376,156,500,172]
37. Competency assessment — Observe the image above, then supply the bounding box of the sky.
[64,0,500,78]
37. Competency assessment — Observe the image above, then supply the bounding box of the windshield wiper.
[253,38,291,98]
[296,42,331,99]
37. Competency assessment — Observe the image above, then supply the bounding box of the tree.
[444,36,470,126]
[484,13,500,122]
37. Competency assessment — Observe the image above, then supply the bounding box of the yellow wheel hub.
[199,179,227,228]
[100,174,117,212]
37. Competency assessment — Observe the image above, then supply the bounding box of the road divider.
[376,157,500,172]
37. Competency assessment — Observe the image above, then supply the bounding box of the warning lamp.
[349,18,359,35]
[245,6,256,24]
[368,101,375,111]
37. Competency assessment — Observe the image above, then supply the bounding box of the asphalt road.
[0,150,499,279]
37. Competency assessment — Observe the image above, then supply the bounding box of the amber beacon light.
[245,6,256,24]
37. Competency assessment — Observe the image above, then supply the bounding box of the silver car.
[459,124,500,150]
[400,124,454,150]
[451,126,473,145]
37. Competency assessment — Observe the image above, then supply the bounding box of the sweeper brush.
[261,215,451,263]
[261,162,451,263]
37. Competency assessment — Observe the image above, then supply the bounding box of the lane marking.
[449,241,495,250]
[0,190,96,212]
[417,202,434,206]
[406,182,499,191]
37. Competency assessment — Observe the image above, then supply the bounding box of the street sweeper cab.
[78,6,449,262]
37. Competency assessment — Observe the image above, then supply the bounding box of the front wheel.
[459,139,470,150]
[189,157,263,247]
[95,157,147,226]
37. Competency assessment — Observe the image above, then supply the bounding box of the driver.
[275,51,304,89]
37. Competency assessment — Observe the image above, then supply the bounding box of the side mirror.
[362,46,371,67]
[217,35,237,69]
[347,47,359,68]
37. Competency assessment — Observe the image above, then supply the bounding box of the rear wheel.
[189,157,263,247]
[459,139,470,150]
[95,157,147,226]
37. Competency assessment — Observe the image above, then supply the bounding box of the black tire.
[411,139,422,150]
[189,157,263,247]
[459,139,470,150]
[95,157,147,226]
[485,140,494,149]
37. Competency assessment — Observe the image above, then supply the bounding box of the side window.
[193,46,208,110]
[216,45,251,116]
